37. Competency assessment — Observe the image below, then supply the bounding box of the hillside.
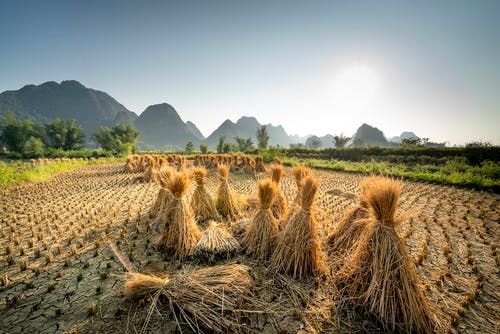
[0,80,137,135]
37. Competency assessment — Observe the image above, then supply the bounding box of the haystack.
[270,164,288,221]
[270,176,324,279]
[282,165,312,229]
[150,167,175,219]
[156,171,200,259]
[255,155,267,173]
[190,167,220,225]
[190,221,240,262]
[215,165,240,221]
[326,176,378,254]
[241,179,279,260]
[124,263,252,333]
[335,178,435,333]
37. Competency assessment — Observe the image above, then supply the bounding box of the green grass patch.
[282,157,500,192]
[0,158,123,188]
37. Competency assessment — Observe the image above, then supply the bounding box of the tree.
[223,143,231,153]
[185,141,194,154]
[305,135,322,149]
[235,136,253,152]
[92,124,139,154]
[333,133,351,148]
[41,118,85,150]
[0,111,35,153]
[217,136,226,153]
[199,143,208,153]
[24,136,44,156]
[256,125,269,149]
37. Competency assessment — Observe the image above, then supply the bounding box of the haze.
[1,0,499,145]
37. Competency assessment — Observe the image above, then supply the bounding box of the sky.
[0,0,499,145]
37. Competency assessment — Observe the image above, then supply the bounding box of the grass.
[282,157,500,192]
[0,158,123,188]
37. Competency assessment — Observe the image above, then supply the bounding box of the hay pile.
[150,167,175,219]
[241,179,279,260]
[215,165,240,221]
[190,167,219,225]
[335,178,435,333]
[326,176,376,254]
[124,263,252,333]
[156,171,200,259]
[255,155,267,173]
[283,165,312,229]
[270,164,288,221]
[270,176,324,279]
[190,221,240,262]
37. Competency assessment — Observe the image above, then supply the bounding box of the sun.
[330,64,381,111]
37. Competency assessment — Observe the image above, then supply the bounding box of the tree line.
[0,111,139,157]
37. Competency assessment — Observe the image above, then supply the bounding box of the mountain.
[186,121,205,141]
[351,123,390,147]
[0,80,137,135]
[390,131,418,143]
[205,116,294,149]
[134,103,201,150]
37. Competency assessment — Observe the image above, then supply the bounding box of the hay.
[325,176,378,253]
[124,264,252,333]
[190,167,220,225]
[270,176,324,279]
[270,164,288,221]
[255,155,267,173]
[215,165,240,221]
[282,165,312,229]
[241,179,279,260]
[157,171,200,259]
[335,178,435,333]
[190,221,240,262]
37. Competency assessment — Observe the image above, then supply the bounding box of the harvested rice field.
[0,161,498,333]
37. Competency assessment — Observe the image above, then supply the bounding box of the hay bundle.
[326,176,377,253]
[150,167,175,219]
[255,155,267,173]
[335,178,435,333]
[215,165,240,221]
[241,179,279,260]
[190,221,240,262]
[282,165,312,229]
[270,176,324,279]
[270,164,288,221]
[157,171,200,259]
[190,167,220,225]
[124,263,252,333]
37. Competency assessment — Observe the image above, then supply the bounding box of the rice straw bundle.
[270,164,288,221]
[241,179,279,260]
[124,263,252,333]
[326,176,378,253]
[274,156,283,165]
[157,171,200,259]
[150,167,175,219]
[282,165,312,229]
[190,221,240,262]
[335,178,435,333]
[190,167,220,225]
[270,176,324,279]
[255,155,267,173]
[215,165,240,221]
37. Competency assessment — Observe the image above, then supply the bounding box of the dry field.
[0,162,498,333]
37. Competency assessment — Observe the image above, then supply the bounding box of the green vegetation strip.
[282,157,500,192]
[0,158,122,187]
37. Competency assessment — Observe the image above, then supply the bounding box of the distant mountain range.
[0,80,427,149]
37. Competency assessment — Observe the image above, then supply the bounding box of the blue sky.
[1,0,499,144]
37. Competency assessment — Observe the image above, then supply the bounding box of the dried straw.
[157,171,200,259]
[190,167,220,225]
[241,179,279,260]
[255,155,267,173]
[190,221,240,262]
[335,178,435,333]
[215,165,240,221]
[282,165,312,229]
[270,164,288,221]
[270,176,324,279]
[124,264,252,333]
